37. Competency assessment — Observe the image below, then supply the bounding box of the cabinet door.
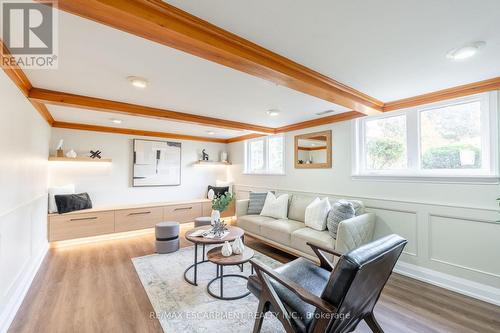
[115,207,163,232]
[163,203,202,223]
[49,211,115,241]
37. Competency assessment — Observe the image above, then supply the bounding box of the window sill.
[351,174,500,185]
[242,172,286,176]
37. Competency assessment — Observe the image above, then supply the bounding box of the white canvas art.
[133,139,181,186]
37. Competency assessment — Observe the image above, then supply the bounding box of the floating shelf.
[195,160,231,165]
[48,156,112,163]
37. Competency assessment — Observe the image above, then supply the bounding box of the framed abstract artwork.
[132,139,181,187]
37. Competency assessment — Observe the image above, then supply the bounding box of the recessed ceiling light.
[315,109,335,116]
[446,41,486,61]
[267,109,280,117]
[127,76,148,88]
[206,131,215,135]
[111,119,122,124]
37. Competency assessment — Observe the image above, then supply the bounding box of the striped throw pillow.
[247,192,270,215]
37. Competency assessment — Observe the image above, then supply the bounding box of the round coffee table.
[184,225,245,286]
[206,246,254,300]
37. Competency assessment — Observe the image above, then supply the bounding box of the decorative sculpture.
[232,236,245,255]
[90,150,102,159]
[202,149,209,161]
[221,241,233,257]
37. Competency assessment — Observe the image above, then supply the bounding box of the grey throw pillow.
[247,192,272,215]
[327,200,355,239]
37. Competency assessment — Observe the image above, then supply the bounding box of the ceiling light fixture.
[206,131,215,135]
[111,119,122,124]
[446,41,486,61]
[267,109,280,117]
[127,76,149,88]
[315,109,335,116]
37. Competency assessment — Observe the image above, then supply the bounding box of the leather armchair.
[248,234,407,333]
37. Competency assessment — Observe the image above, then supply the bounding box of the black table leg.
[184,242,210,286]
[220,265,224,298]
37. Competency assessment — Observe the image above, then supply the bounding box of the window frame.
[352,91,499,184]
[244,134,285,175]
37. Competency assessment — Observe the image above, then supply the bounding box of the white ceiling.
[48,105,249,139]
[25,10,347,132]
[23,1,500,138]
[165,0,500,101]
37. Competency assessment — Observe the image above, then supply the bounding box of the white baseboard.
[395,261,500,306]
[0,242,49,333]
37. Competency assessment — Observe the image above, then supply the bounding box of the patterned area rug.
[132,245,286,332]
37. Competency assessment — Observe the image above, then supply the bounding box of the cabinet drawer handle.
[70,217,98,222]
[174,207,193,211]
[128,211,151,216]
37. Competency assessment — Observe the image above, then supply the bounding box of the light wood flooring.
[8,227,500,333]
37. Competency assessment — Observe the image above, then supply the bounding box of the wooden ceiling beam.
[384,77,500,112]
[274,111,364,133]
[28,88,275,134]
[53,0,383,115]
[52,121,228,143]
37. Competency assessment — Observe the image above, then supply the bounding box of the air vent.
[315,109,336,116]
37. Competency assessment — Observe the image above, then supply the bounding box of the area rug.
[132,245,286,332]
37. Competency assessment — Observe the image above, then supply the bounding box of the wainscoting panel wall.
[0,195,48,333]
[233,184,500,306]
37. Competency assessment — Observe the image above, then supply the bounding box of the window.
[353,92,498,182]
[245,135,285,174]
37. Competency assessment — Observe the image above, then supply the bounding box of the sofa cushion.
[304,197,331,231]
[237,215,276,234]
[260,192,289,219]
[260,219,304,246]
[291,227,335,256]
[327,200,355,239]
[287,194,316,222]
[247,192,270,215]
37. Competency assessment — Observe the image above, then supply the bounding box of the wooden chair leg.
[253,300,269,333]
[365,313,384,333]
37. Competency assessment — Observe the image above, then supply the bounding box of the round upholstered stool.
[194,216,212,227]
[155,221,180,254]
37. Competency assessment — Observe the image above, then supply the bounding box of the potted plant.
[211,192,234,224]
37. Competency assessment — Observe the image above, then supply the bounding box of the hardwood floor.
[8,227,500,333]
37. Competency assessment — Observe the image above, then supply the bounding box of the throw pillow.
[54,192,93,214]
[247,192,272,215]
[327,200,355,239]
[215,180,233,194]
[207,185,229,199]
[260,192,289,219]
[305,197,331,231]
[48,184,75,213]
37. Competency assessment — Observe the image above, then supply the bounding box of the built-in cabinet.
[47,199,231,241]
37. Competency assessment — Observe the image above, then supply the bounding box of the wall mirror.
[294,130,332,168]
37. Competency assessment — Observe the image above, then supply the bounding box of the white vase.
[210,210,220,225]
[232,236,244,255]
[65,149,77,158]
[221,241,232,257]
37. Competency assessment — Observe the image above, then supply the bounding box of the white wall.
[227,96,500,305]
[0,72,51,332]
[49,129,228,207]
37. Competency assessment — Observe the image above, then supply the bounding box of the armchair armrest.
[250,259,337,313]
[336,213,376,254]
[307,242,343,271]
[236,199,249,217]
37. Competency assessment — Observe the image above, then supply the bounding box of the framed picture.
[132,139,181,187]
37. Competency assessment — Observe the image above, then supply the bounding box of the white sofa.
[236,193,375,262]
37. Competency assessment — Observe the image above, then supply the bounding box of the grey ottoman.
[155,221,179,254]
[194,216,212,227]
